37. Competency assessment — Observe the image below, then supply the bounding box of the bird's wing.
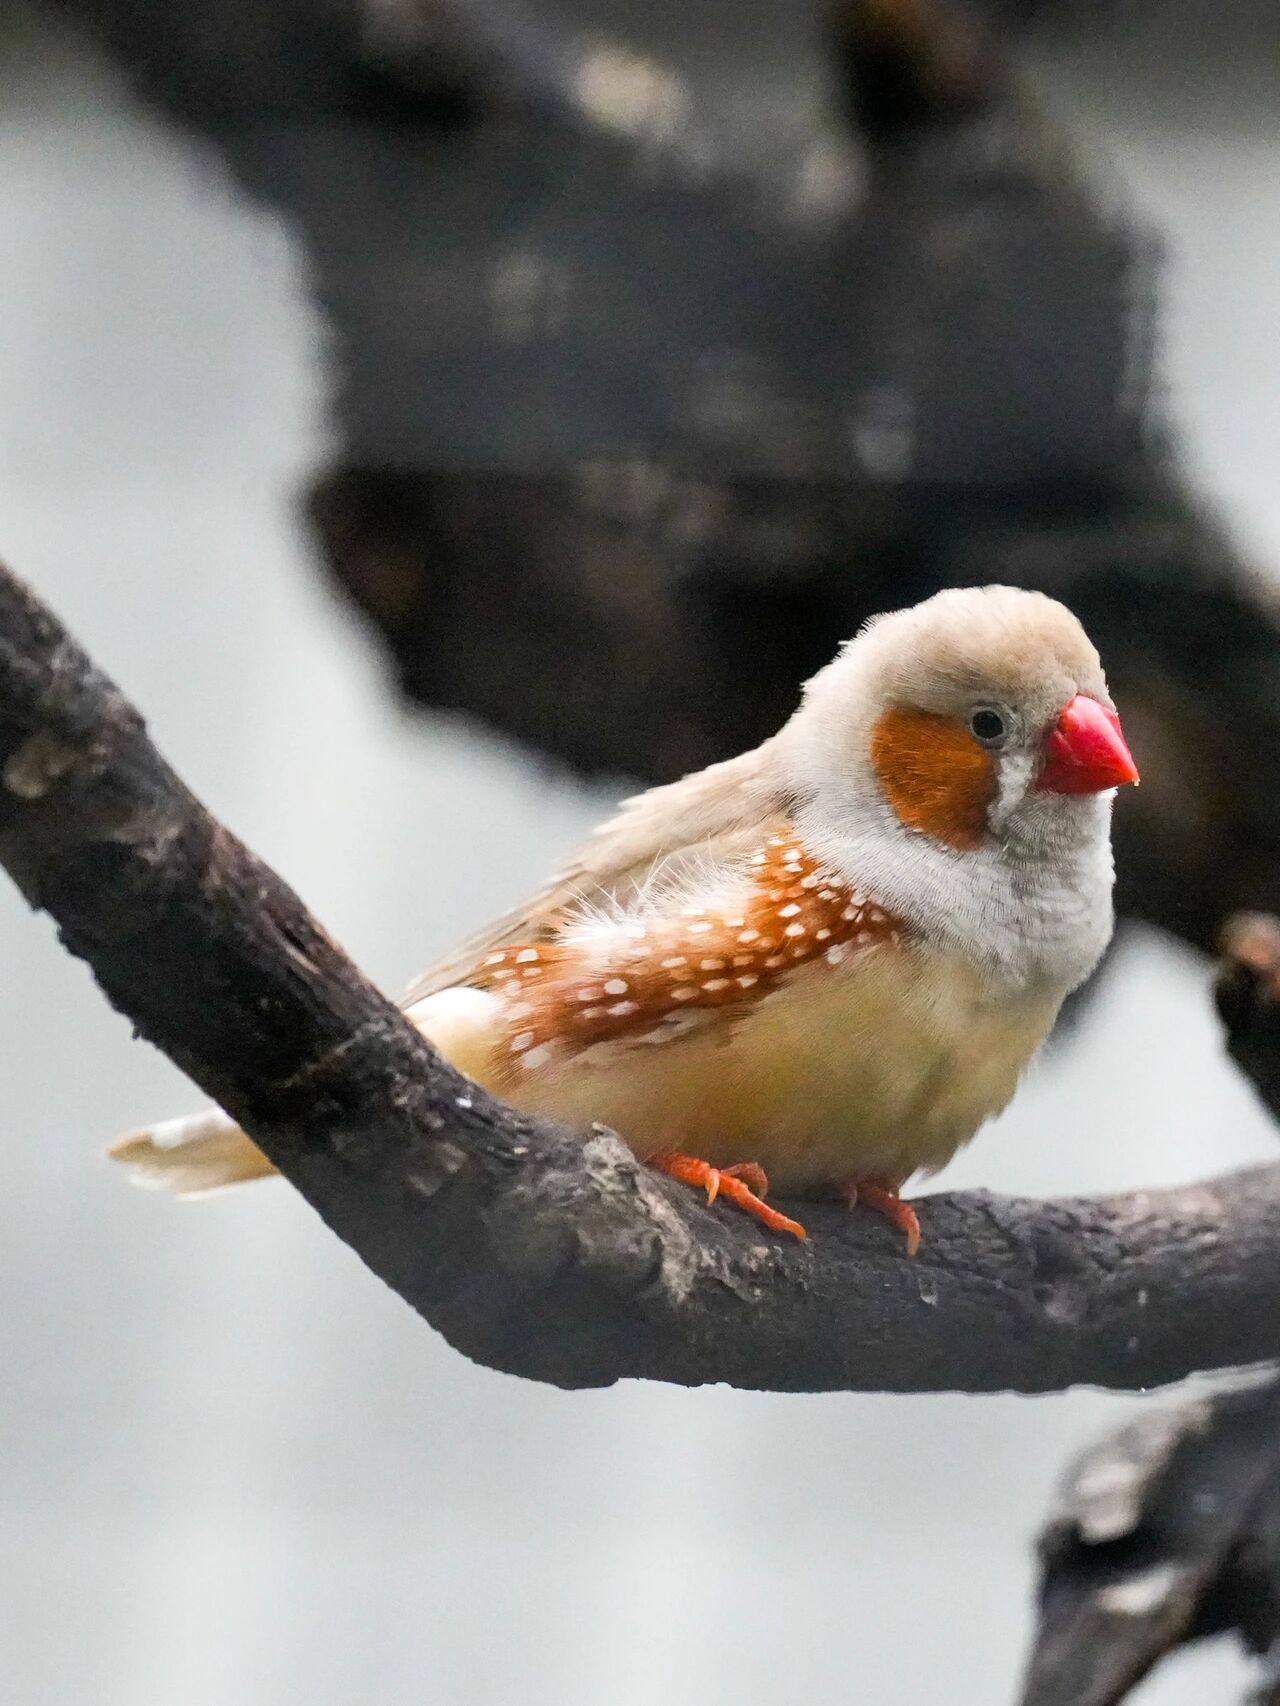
[399,739,788,1005]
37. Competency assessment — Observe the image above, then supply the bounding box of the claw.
[722,1161,770,1197]
[835,1177,921,1256]
[651,1151,807,1240]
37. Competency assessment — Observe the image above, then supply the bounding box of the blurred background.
[2,1,1279,1701]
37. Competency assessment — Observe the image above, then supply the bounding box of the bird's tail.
[107,1110,278,1195]
[109,985,506,1197]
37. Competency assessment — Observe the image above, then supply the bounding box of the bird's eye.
[969,707,1007,746]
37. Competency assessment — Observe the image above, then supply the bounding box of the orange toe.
[650,1151,807,1240]
[836,1178,921,1256]
[722,1161,770,1197]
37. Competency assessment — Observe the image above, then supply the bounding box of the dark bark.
[1020,1380,1280,1706]
[1016,913,1280,1703]
[5,556,1280,1395]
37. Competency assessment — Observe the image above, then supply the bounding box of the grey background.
[2,6,1279,1702]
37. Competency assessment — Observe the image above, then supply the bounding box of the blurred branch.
[1019,1380,1280,1706]
[1015,910,1280,1703]
[1217,913,1280,1125]
[34,0,1280,966]
[53,0,1280,955]
[6,558,1280,1394]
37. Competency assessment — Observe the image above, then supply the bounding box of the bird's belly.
[493,947,1062,1193]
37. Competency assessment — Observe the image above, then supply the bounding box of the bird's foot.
[835,1178,921,1257]
[650,1152,807,1240]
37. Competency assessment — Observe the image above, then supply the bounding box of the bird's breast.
[406,827,1069,1193]
[493,942,1063,1192]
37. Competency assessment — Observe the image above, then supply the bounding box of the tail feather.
[108,1110,278,1196]
[109,983,505,1199]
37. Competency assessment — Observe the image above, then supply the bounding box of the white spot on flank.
[764,955,784,969]
[661,956,687,969]
[607,1000,639,1017]
[738,929,760,944]
[506,1001,533,1021]
[520,1043,554,1070]
[857,930,875,944]
[778,903,801,918]
[516,948,539,963]
[816,928,831,941]
[842,906,858,921]
[688,920,713,934]
[725,916,745,928]
[577,987,602,1002]
[703,978,729,993]
[512,1030,535,1052]
[671,986,698,1001]
[456,1094,473,1109]
[580,1006,604,1020]
[732,954,753,967]
[484,952,506,966]
[699,958,724,971]
[737,974,758,988]
[603,979,629,995]
[784,922,806,938]
[826,946,847,965]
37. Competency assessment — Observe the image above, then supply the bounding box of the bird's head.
[784,585,1138,859]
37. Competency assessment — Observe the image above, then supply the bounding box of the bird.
[109,584,1139,1253]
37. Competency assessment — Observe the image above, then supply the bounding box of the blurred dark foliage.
[44,0,1280,955]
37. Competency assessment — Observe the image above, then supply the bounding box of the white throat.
[791,782,1116,998]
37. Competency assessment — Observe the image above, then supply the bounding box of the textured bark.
[5,556,1280,1394]
[1020,1380,1280,1706]
[1015,914,1280,1703]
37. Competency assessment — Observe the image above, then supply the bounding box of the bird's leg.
[649,1152,807,1240]
[835,1178,921,1257]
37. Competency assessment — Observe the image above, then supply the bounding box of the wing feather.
[399,738,787,1005]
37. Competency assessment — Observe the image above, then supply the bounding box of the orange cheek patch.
[870,708,996,850]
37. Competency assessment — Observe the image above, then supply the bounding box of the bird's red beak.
[1037,695,1139,795]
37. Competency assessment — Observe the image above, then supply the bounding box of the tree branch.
[4,557,1280,1394]
[1020,1377,1280,1706]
